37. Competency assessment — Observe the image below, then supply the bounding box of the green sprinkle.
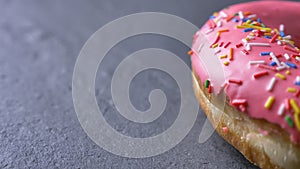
[234,13,239,16]
[285,115,294,127]
[261,23,266,28]
[205,80,210,88]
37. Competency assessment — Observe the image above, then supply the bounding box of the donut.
[190,1,300,169]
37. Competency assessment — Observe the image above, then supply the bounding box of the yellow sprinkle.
[285,70,291,75]
[213,12,218,17]
[246,20,252,24]
[295,113,300,132]
[264,33,272,36]
[275,73,286,80]
[212,43,218,48]
[288,40,295,45]
[245,37,250,41]
[219,54,227,59]
[264,96,275,110]
[249,32,255,36]
[295,47,300,52]
[287,87,297,93]
[290,99,300,114]
[278,36,283,40]
[217,32,221,37]
[223,61,229,66]
[243,24,272,32]
[236,25,249,29]
[274,28,279,34]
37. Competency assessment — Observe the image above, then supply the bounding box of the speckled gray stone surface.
[2,0,294,168]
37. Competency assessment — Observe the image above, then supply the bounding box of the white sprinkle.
[270,52,280,66]
[246,44,251,51]
[248,43,270,47]
[198,43,204,52]
[205,29,214,34]
[281,39,295,47]
[277,40,282,45]
[277,104,285,116]
[220,11,228,18]
[266,77,276,91]
[241,38,248,43]
[247,14,257,18]
[217,21,222,27]
[284,53,290,60]
[280,62,289,68]
[279,24,285,32]
[214,49,221,55]
[283,35,292,40]
[238,11,244,19]
[247,35,255,40]
[276,66,286,71]
[249,60,266,65]
[296,56,300,62]
[296,76,300,82]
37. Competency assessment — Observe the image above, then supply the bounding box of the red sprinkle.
[258,64,277,71]
[284,45,299,54]
[228,79,243,85]
[270,34,279,43]
[219,42,224,47]
[295,90,300,97]
[208,85,213,93]
[285,99,291,110]
[224,42,231,48]
[231,99,247,106]
[222,127,228,133]
[208,20,216,29]
[211,35,220,47]
[276,54,283,58]
[253,71,269,79]
[235,43,243,48]
[241,49,249,55]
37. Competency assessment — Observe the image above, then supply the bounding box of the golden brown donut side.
[192,68,300,169]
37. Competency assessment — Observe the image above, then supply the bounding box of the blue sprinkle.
[243,28,254,32]
[280,31,285,37]
[242,18,249,22]
[209,15,216,19]
[260,52,271,56]
[270,62,276,66]
[265,36,272,39]
[286,62,297,69]
[232,18,239,22]
[257,18,262,23]
[295,82,300,86]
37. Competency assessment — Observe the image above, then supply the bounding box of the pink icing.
[191,1,300,144]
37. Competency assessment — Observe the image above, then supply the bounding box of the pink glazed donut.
[190,1,300,168]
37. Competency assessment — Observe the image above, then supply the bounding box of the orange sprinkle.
[229,48,234,60]
[218,29,229,33]
[187,50,193,56]
[226,15,235,22]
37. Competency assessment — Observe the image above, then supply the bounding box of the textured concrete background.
[1,0,295,168]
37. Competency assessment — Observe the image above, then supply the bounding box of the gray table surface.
[2,0,296,168]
